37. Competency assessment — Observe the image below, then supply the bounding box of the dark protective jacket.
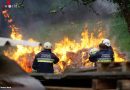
[109,46,114,55]
[89,49,114,62]
[32,49,59,73]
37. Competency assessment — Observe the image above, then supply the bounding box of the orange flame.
[53,25,105,72]
[2,9,126,73]
[53,26,125,73]
[2,9,41,72]
[4,25,41,72]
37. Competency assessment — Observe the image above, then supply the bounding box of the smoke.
[93,0,118,17]
[0,0,118,42]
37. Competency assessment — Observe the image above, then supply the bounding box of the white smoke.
[93,0,118,15]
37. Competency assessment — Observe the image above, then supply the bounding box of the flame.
[2,9,41,72]
[2,9,126,73]
[53,26,126,72]
[4,25,41,72]
[53,25,105,72]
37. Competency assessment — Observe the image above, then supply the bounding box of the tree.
[112,0,130,33]
[81,0,130,33]
[50,0,130,33]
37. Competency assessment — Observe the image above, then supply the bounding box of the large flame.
[53,25,125,73]
[53,25,104,72]
[4,25,41,72]
[2,9,41,72]
[2,9,126,73]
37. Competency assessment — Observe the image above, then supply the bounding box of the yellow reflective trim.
[37,59,53,63]
[98,60,112,62]
[37,58,54,61]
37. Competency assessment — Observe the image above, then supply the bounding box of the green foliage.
[31,22,84,43]
[110,15,130,52]
[111,0,130,10]
[81,0,130,11]
[49,0,96,14]
[50,0,73,14]
[112,0,130,3]
[49,0,130,14]
[81,0,95,5]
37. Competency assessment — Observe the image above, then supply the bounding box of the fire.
[2,9,126,73]
[2,9,41,72]
[53,26,125,72]
[10,26,22,40]
[4,25,41,72]
[53,26,125,73]
[53,25,104,72]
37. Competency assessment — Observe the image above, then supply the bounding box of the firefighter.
[32,42,59,73]
[89,42,114,63]
[101,38,114,55]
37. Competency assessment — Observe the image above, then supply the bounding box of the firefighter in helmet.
[102,39,114,55]
[32,42,59,73]
[89,39,114,63]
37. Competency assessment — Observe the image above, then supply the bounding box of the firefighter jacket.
[32,49,59,73]
[89,49,114,63]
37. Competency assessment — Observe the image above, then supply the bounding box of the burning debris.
[1,8,126,74]
[53,29,103,73]
[68,48,94,66]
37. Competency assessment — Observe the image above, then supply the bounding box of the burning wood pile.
[1,8,127,74]
[66,48,89,68]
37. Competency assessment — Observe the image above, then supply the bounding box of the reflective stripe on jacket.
[32,49,59,73]
[89,49,114,62]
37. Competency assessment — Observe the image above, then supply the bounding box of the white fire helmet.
[102,39,111,47]
[89,48,99,55]
[43,42,52,49]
